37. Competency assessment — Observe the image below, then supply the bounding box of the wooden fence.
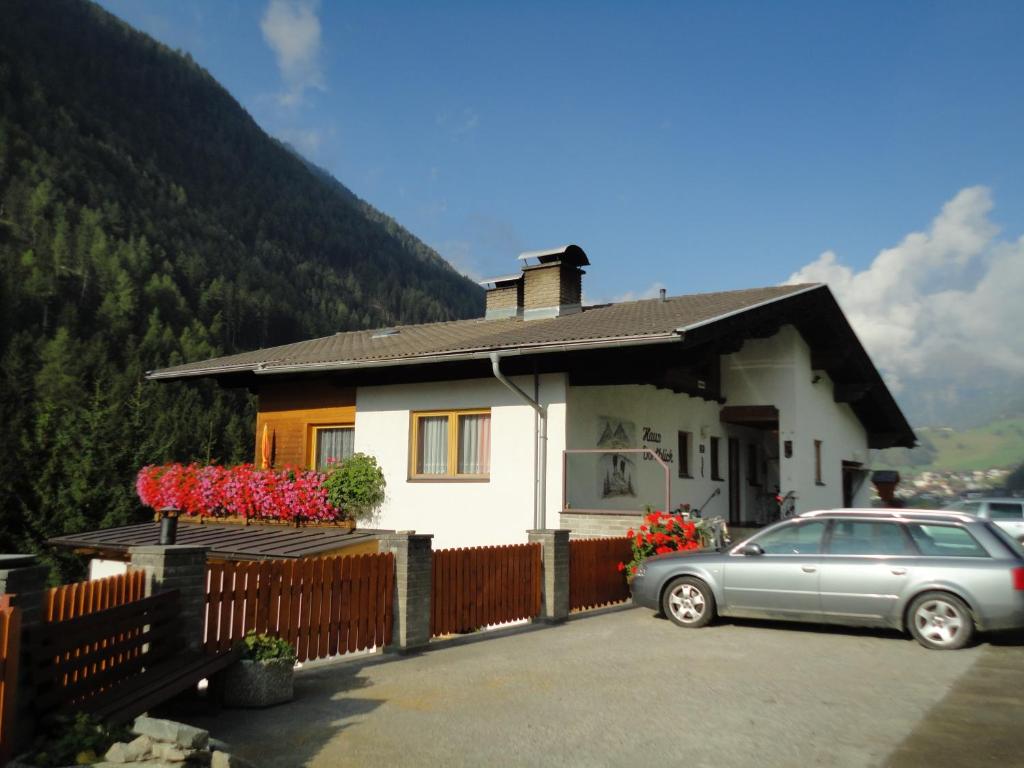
[569,537,632,612]
[205,553,394,663]
[431,543,541,637]
[45,570,146,623]
[28,590,180,718]
[0,599,21,765]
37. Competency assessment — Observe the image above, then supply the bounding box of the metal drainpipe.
[489,352,546,530]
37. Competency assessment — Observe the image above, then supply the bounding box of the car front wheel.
[907,591,974,650]
[662,576,715,628]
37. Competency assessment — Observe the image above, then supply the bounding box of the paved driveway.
[185,608,1024,768]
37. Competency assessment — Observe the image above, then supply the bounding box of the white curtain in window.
[316,427,354,471]
[458,413,491,475]
[417,416,449,474]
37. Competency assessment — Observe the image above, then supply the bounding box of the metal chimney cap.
[517,244,590,267]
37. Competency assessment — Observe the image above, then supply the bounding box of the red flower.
[630,564,638,575]
[655,546,671,555]
[617,561,626,572]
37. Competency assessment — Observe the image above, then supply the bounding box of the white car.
[946,498,1024,544]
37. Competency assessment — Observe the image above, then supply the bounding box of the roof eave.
[674,282,825,334]
[145,331,685,381]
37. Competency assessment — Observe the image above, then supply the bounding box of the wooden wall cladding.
[255,379,356,468]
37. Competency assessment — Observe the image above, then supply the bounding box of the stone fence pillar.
[379,532,433,652]
[528,529,570,623]
[129,545,210,654]
[0,554,50,753]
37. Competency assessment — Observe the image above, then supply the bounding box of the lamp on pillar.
[156,507,179,545]
[870,470,902,508]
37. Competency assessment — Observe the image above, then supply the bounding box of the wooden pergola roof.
[49,520,390,561]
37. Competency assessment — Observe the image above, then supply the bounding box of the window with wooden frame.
[814,439,824,485]
[677,431,692,478]
[710,436,723,481]
[410,409,491,480]
[311,425,355,472]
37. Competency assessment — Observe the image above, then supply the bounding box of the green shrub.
[28,712,131,767]
[240,631,297,663]
[323,453,386,521]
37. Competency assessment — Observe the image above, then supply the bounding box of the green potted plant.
[323,452,387,526]
[223,632,298,708]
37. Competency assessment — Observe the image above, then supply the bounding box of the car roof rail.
[797,508,976,523]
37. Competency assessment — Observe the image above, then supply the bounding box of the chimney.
[518,244,590,320]
[479,274,524,320]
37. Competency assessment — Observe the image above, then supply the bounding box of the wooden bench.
[27,590,240,726]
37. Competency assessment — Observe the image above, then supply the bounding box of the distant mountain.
[894,378,1024,432]
[0,0,482,566]
[874,416,1024,473]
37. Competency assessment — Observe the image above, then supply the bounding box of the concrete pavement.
[182,607,1024,767]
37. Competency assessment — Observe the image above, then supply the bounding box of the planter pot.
[223,657,295,708]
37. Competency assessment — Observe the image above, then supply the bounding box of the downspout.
[490,352,546,530]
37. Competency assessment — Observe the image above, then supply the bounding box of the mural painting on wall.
[597,416,636,498]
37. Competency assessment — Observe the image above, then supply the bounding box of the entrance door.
[842,462,866,507]
[728,438,741,523]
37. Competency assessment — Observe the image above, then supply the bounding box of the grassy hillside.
[875,417,1024,473]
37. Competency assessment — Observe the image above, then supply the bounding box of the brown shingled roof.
[148,283,821,380]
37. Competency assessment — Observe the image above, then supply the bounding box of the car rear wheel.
[662,577,715,628]
[907,591,974,650]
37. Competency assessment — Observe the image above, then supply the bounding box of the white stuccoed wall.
[353,326,870,547]
[722,325,871,514]
[354,374,567,550]
[564,384,737,521]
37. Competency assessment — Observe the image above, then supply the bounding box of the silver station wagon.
[945,498,1024,544]
[630,509,1024,649]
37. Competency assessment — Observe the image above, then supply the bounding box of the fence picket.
[205,563,222,653]
[338,555,352,654]
[217,565,234,654]
[346,556,362,653]
[0,605,21,765]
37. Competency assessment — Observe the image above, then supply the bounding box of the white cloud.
[260,0,325,106]
[787,186,1024,392]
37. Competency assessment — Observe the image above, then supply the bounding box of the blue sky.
[96,1,1023,301]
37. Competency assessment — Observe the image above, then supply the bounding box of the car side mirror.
[739,543,764,556]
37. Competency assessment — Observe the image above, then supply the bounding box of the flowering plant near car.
[618,508,702,578]
[135,462,342,522]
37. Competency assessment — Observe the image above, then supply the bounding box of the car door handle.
[801,566,816,573]
[890,568,907,576]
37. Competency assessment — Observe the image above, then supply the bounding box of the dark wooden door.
[728,438,741,523]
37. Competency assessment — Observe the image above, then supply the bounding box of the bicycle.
[776,490,797,518]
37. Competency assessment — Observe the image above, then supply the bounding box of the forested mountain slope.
[0,0,483,565]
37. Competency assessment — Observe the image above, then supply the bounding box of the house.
[148,245,915,548]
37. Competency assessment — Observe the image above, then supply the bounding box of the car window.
[986,524,1024,557]
[947,501,981,514]
[753,520,827,555]
[907,524,989,558]
[988,503,1024,521]
[828,521,914,556]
